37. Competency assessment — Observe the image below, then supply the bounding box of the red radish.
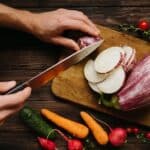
[54,129,83,150]
[37,137,56,150]
[145,132,150,140]
[97,66,126,94]
[94,47,122,73]
[68,139,83,150]
[118,55,150,110]
[133,128,140,134]
[126,127,139,134]
[78,36,101,49]
[84,59,108,83]
[109,128,127,147]
[88,81,101,93]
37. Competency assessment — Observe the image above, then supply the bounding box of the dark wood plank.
[0,0,39,8]
[27,7,149,26]
[39,0,150,7]
[0,1,149,149]
[0,0,150,8]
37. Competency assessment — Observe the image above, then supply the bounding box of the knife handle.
[3,82,29,95]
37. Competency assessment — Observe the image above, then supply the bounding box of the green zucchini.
[20,106,56,139]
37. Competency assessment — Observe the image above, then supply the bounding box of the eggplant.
[118,55,150,111]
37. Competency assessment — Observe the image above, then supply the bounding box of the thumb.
[50,36,80,51]
[0,81,16,93]
[0,87,31,109]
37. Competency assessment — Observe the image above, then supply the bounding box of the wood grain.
[28,7,150,26]
[0,1,150,149]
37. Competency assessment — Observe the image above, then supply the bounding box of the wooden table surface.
[0,1,150,150]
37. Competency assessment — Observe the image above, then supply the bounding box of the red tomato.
[138,20,149,30]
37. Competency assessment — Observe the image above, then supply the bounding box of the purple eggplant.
[118,55,150,111]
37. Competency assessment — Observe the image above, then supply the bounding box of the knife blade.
[5,39,103,95]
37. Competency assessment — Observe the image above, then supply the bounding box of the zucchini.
[20,106,56,139]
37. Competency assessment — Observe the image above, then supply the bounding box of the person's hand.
[29,9,100,50]
[0,81,31,124]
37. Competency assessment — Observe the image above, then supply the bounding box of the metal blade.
[6,40,103,94]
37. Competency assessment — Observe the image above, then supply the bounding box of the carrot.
[80,111,109,145]
[41,109,89,139]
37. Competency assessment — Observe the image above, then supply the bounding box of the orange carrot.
[80,111,109,145]
[41,109,89,139]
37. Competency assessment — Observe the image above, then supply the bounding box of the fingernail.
[95,32,101,37]
[96,29,100,35]
[73,44,80,51]
[97,29,100,34]
[75,46,80,51]
[24,87,32,95]
[25,87,32,92]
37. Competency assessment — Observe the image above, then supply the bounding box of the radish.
[54,129,83,150]
[37,137,57,150]
[145,132,150,140]
[97,66,126,94]
[38,129,83,150]
[109,128,127,147]
[88,82,100,93]
[84,59,108,83]
[94,47,122,73]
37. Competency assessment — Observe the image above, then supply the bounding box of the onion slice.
[94,47,122,73]
[84,59,108,83]
[97,66,126,94]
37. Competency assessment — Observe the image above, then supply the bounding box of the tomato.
[138,20,149,30]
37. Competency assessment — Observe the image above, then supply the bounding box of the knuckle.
[77,11,84,16]
[57,8,66,12]
[57,16,63,25]
[71,10,84,16]
[83,14,88,19]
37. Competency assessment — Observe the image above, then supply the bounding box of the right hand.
[0,81,31,124]
[29,9,100,51]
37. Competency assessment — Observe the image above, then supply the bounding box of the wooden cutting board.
[51,25,150,126]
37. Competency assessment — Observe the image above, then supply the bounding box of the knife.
[5,39,103,95]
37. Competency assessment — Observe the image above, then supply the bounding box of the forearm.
[0,4,33,33]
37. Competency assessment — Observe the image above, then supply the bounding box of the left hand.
[0,81,31,124]
[28,9,100,51]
